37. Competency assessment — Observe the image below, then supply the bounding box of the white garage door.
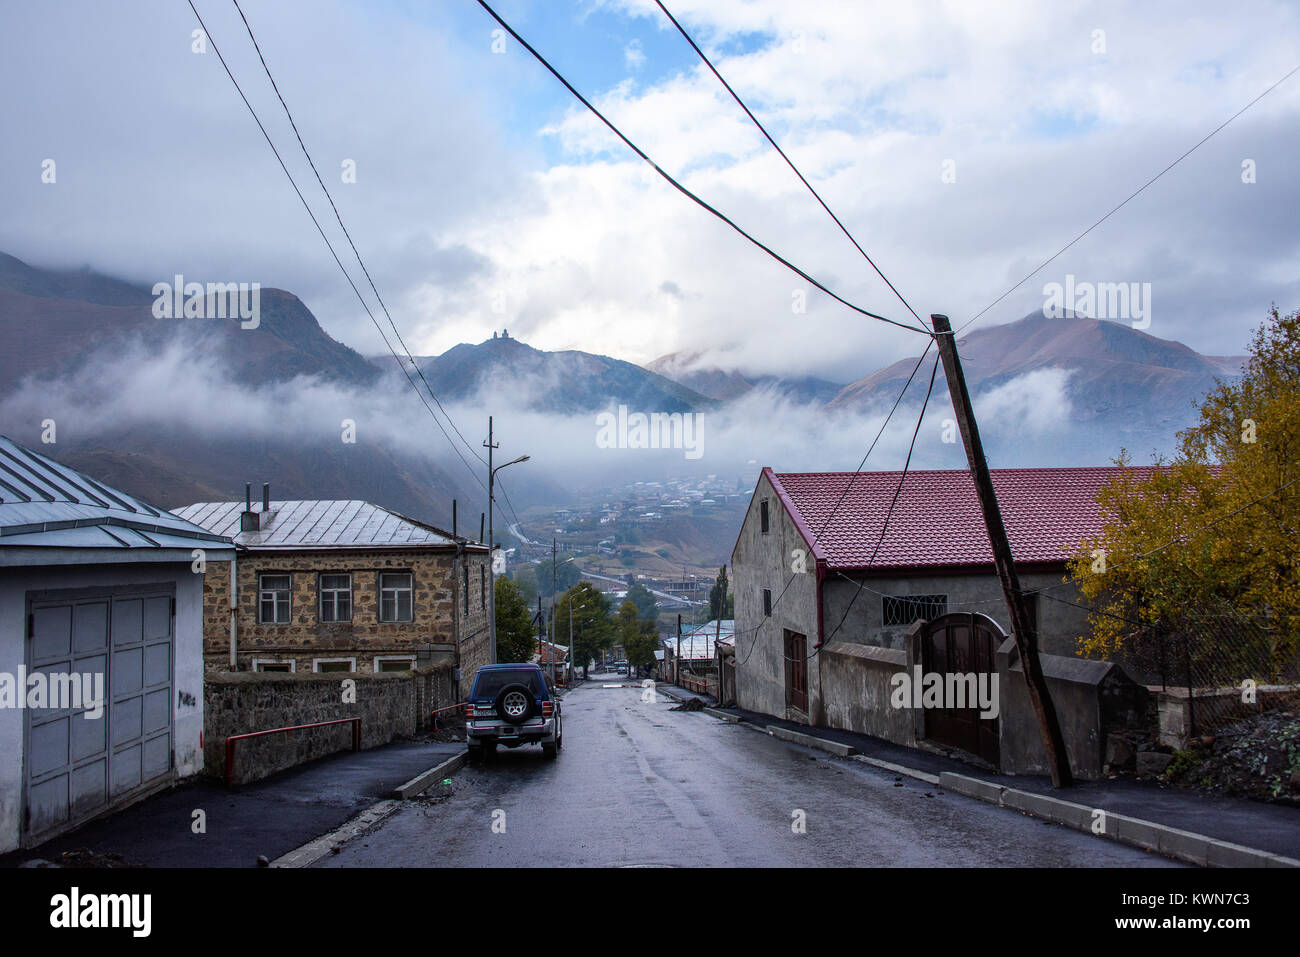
[24,586,174,844]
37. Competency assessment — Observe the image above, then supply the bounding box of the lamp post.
[485,415,529,664]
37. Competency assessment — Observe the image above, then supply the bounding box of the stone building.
[173,493,491,694]
[731,466,1144,732]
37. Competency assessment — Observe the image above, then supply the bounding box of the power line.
[186,0,489,497]
[819,353,940,648]
[474,0,927,337]
[733,342,938,667]
[653,0,928,334]
[953,61,1300,337]
[228,0,491,475]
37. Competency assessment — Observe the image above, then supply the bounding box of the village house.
[0,436,235,851]
[173,489,491,693]
[731,466,1151,778]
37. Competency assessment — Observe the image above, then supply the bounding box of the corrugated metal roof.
[767,466,1154,572]
[673,621,734,659]
[173,499,469,550]
[0,435,235,552]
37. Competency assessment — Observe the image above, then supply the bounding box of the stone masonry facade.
[200,546,490,693]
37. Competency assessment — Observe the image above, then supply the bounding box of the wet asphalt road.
[318,674,1183,868]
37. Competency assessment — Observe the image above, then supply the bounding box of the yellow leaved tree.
[1069,306,1300,684]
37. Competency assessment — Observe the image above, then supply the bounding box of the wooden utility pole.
[930,314,1073,788]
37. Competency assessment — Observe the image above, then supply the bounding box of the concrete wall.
[821,570,1091,658]
[201,547,490,691]
[732,472,822,724]
[204,666,456,786]
[0,562,205,855]
[997,638,1150,779]
[818,641,915,746]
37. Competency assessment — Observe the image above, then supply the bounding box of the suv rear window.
[473,669,544,698]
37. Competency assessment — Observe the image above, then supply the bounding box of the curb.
[766,725,857,758]
[852,754,941,786]
[938,772,1300,869]
[271,799,401,868]
[704,708,740,723]
[392,751,468,800]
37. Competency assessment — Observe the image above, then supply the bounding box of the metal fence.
[1109,606,1300,737]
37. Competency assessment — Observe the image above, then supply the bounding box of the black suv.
[466,664,563,759]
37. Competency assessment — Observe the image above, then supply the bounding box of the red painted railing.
[430,702,467,730]
[224,718,361,788]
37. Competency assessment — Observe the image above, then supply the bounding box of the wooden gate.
[919,613,1001,765]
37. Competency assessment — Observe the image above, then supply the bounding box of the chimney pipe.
[245,483,252,511]
[480,512,485,544]
[262,483,270,511]
[452,499,458,539]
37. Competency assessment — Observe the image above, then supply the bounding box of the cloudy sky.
[2,0,1298,384]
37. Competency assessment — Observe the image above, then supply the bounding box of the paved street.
[319,673,1183,868]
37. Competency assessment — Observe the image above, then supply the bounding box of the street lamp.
[485,414,529,664]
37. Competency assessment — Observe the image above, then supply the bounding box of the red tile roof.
[767,466,1154,573]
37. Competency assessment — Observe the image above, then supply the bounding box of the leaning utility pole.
[485,416,499,664]
[930,314,1073,788]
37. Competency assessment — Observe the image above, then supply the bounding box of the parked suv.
[466,664,563,760]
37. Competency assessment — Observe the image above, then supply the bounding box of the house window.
[882,594,948,627]
[760,499,770,534]
[374,656,416,673]
[763,587,772,616]
[319,573,352,622]
[259,574,291,623]
[379,572,414,622]
[313,657,356,673]
[252,658,295,672]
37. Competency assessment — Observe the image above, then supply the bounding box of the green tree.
[553,582,614,678]
[619,600,659,674]
[537,552,581,600]
[625,581,659,622]
[1070,305,1300,678]
[708,565,734,620]
[494,577,537,664]
[511,563,539,608]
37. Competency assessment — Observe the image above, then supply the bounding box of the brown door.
[784,630,808,713]
[920,613,1000,765]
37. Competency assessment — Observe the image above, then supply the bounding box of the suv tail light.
[542,701,553,718]
[465,704,475,720]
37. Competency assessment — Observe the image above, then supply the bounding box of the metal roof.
[672,621,734,659]
[173,499,472,550]
[0,435,235,555]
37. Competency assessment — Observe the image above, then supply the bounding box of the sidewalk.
[1,739,463,869]
[709,703,1300,865]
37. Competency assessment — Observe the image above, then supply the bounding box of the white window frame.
[312,657,357,673]
[251,657,296,673]
[379,571,414,623]
[319,572,353,623]
[259,573,291,624]
[373,655,416,673]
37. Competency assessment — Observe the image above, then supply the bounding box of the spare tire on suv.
[494,682,537,725]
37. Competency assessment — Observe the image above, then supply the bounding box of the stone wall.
[200,547,490,680]
[204,666,457,786]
